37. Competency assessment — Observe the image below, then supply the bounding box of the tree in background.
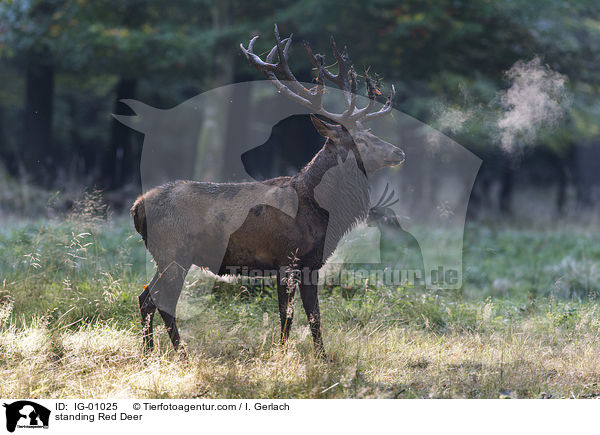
[0,0,599,213]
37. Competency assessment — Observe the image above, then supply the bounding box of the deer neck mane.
[296,138,367,191]
[294,138,371,238]
[295,139,336,190]
[293,138,371,258]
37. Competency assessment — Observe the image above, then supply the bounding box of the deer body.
[134,26,404,355]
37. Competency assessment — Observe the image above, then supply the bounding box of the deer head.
[240,25,404,176]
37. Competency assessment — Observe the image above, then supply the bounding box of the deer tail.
[131,196,148,246]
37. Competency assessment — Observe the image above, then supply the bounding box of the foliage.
[0,0,599,187]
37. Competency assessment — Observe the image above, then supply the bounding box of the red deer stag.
[132,25,404,355]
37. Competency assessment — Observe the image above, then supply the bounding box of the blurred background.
[0,0,599,219]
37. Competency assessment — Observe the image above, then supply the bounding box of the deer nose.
[390,148,405,164]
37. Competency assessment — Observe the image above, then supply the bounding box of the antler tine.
[343,68,358,118]
[329,37,352,84]
[309,35,397,123]
[271,25,291,74]
[242,25,343,121]
[270,25,316,101]
[240,36,276,72]
[248,35,259,54]
[306,37,354,112]
[362,84,396,122]
[349,73,376,121]
[329,36,353,108]
[242,27,396,125]
[310,51,327,112]
[349,69,396,123]
[305,42,336,83]
[304,41,337,115]
[241,34,312,108]
[265,37,287,63]
[273,25,286,66]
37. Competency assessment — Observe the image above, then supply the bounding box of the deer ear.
[310,114,339,138]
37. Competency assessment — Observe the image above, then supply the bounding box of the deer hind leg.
[299,281,325,356]
[158,308,182,350]
[277,271,297,344]
[139,275,158,352]
[149,261,189,351]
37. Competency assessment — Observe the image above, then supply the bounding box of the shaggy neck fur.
[296,138,367,191]
[295,138,371,260]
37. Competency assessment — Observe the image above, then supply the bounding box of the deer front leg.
[277,271,296,344]
[299,281,325,355]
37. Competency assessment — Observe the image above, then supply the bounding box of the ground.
[1,202,600,398]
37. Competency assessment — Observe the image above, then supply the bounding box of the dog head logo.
[3,401,50,432]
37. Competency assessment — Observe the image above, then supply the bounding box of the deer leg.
[299,282,325,355]
[158,308,182,350]
[277,271,296,344]
[150,261,189,351]
[139,276,158,352]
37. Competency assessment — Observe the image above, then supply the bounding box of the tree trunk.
[22,60,54,184]
[554,150,569,215]
[222,73,252,179]
[211,0,234,87]
[105,77,137,190]
[499,157,514,215]
[572,142,600,209]
[0,106,12,174]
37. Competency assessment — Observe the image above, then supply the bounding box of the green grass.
[2,201,600,398]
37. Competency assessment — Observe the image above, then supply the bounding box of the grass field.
[2,197,600,399]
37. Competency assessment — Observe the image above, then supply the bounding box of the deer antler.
[241,25,395,126]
